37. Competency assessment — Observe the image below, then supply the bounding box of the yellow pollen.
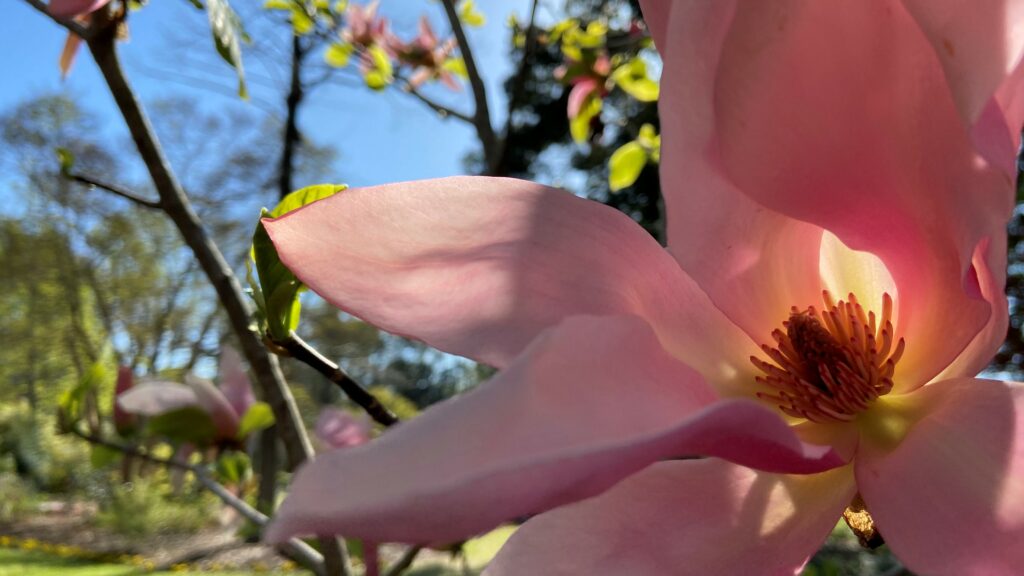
[750,291,906,423]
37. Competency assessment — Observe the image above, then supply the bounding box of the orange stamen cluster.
[751,291,905,423]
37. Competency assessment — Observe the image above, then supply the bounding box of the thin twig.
[276,332,399,427]
[398,78,474,124]
[23,0,91,38]
[383,546,423,576]
[495,0,540,174]
[65,172,163,210]
[70,427,327,575]
[439,0,499,172]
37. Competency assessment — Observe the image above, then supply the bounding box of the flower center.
[751,291,905,422]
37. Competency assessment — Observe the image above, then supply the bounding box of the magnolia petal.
[638,0,672,49]
[264,315,841,545]
[315,407,371,450]
[59,32,82,78]
[264,176,760,390]
[567,78,600,119]
[667,1,1013,388]
[656,1,825,341]
[857,378,1024,575]
[219,346,256,419]
[185,375,240,440]
[48,0,109,18]
[117,381,198,416]
[900,0,1024,128]
[486,460,854,576]
[932,236,1008,382]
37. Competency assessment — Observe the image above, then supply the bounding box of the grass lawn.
[0,548,303,576]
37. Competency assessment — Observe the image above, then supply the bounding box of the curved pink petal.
[117,381,198,416]
[264,176,761,390]
[662,1,1014,389]
[265,315,841,544]
[933,236,1008,382]
[486,460,854,576]
[186,375,240,440]
[219,346,255,419]
[900,0,1024,128]
[566,78,600,119]
[857,378,1024,575]
[48,0,109,18]
[656,1,825,342]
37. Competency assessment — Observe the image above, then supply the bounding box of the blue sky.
[3,0,536,189]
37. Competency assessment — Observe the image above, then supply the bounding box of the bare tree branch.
[383,546,423,576]
[275,332,399,427]
[71,427,327,575]
[65,172,164,210]
[439,0,499,172]
[495,0,540,175]
[399,78,475,124]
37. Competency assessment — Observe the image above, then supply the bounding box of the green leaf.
[442,56,468,79]
[252,184,346,339]
[262,0,291,8]
[458,0,485,27]
[183,0,203,8]
[146,406,218,445]
[324,42,355,68]
[215,451,251,484]
[569,92,602,144]
[270,183,346,218]
[236,402,275,439]
[637,123,661,163]
[362,45,394,90]
[608,141,648,192]
[205,0,250,99]
[610,57,659,102]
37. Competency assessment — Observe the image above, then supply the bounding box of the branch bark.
[439,0,499,173]
[276,333,398,427]
[278,34,307,200]
[66,172,163,209]
[494,0,540,176]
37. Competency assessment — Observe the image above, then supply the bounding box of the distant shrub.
[0,474,38,522]
[96,477,216,536]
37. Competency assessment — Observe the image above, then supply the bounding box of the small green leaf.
[205,0,250,99]
[442,56,468,79]
[271,183,346,218]
[458,0,485,27]
[147,406,218,445]
[215,451,251,484]
[362,45,393,90]
[237,402,275,439]
[324,42,354,67]
[183,0,203,8]
[263,0,291,8]
[637,123,661,163]
[463,526,518,568]
[569,92,602,144]
[608,141,648,192]
[610,58,659,102]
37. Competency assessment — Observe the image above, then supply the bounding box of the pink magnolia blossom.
[343,1,389,48]
[263,1,1024,574]
[48,0,109,18]
[315,407,371,451]
[387,16,461,90]
[117,347,256,443]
